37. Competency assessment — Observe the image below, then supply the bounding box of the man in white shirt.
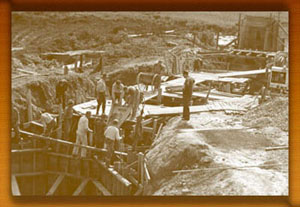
[96,74,107,115]
[104,119,122,166]
[112,80,124,105]
[72,111,92,158]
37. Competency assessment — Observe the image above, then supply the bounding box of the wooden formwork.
[11,129,152,196]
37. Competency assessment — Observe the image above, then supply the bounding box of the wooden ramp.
[107,104,132,128]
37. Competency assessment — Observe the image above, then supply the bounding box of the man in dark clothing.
[94,114,107,149]
[182,70,195,121]
[63,99,74,140]
[56,79,68,109]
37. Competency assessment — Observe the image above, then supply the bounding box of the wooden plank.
[20,130,107,153]
[172,163,286,174]
[178,127,249,133]
[265,146,289,151]
[11,175,21,196]
[152,119,158,140]
[11,148,47,153]
[46,174,65,196]
[143,126,153,133]
[137,152,144,185]
[92,180,112,196]
[27,90,32,122]
[144,162,151,182]
[142,118,153,126]
[32,139,37,195]
[217,69,266,78]
[13,172,44,177]
[72,179,89,196]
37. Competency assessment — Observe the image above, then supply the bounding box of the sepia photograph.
[11,11,288,196]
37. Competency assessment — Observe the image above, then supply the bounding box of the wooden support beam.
[27,90,32,122]
[128,175,139,186]
[144,162,151,182]
[92,180,112,196]
[143,126,153,133]
[20,130,107,153]
[137,152,144,185]
[152,119,158,140]
[46,174,65,196]
[57,104,63,140]
[265,146,288,151]
[13,172,44,177]
[173,163,286,174]
[134,184,144,196]
[11,148,47,153]
[142,118,153,126]
[178,127,249,133]
[11,175,21,196]
[72,179,89,196]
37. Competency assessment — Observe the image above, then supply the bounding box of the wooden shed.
[238,15,288,52]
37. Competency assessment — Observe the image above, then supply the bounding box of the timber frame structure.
[11,120,159,196]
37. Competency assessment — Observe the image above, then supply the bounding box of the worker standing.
[63,100,74,140]
[95,74,107,115]
[94,114,107,149]
[40,112,57,137]
[112,80,124,105]
[104,119,122,166]
[127,86,140,120]
[182,70,195,121]
[72,111,92,158]
[56,79,68,109]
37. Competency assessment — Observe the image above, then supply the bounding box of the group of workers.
[95,74,142,120]
[38,74,143,166]
[12,62,196,167]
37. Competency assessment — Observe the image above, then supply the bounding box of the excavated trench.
[11,66,143,124]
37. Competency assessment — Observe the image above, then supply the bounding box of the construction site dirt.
[11,12,288,196]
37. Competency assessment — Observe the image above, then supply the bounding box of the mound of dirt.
[146,117,213,190]
[242,96,288,132]
[145,112,288,195]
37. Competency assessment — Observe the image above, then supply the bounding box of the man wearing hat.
[104,119,122,166]
[182,70,195,121]
[112,80,124,105]
[63,99,74,140]
[95,74,107,115]
[73,111,92,158]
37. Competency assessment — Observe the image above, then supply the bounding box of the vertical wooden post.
[64,66,68,75]
[114,161,121,174]
[32,139,37,195]
[27,90,32,122]
[237,13,241,48]
[152,119,158,140]
[157,88,162,104]
[127,146,134,164]
[193,32,196,47]
[57,104,63,139]
[137,152,144,185]
[74,59,78,71]
[216,31,219,49]
[80,55,83,72]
